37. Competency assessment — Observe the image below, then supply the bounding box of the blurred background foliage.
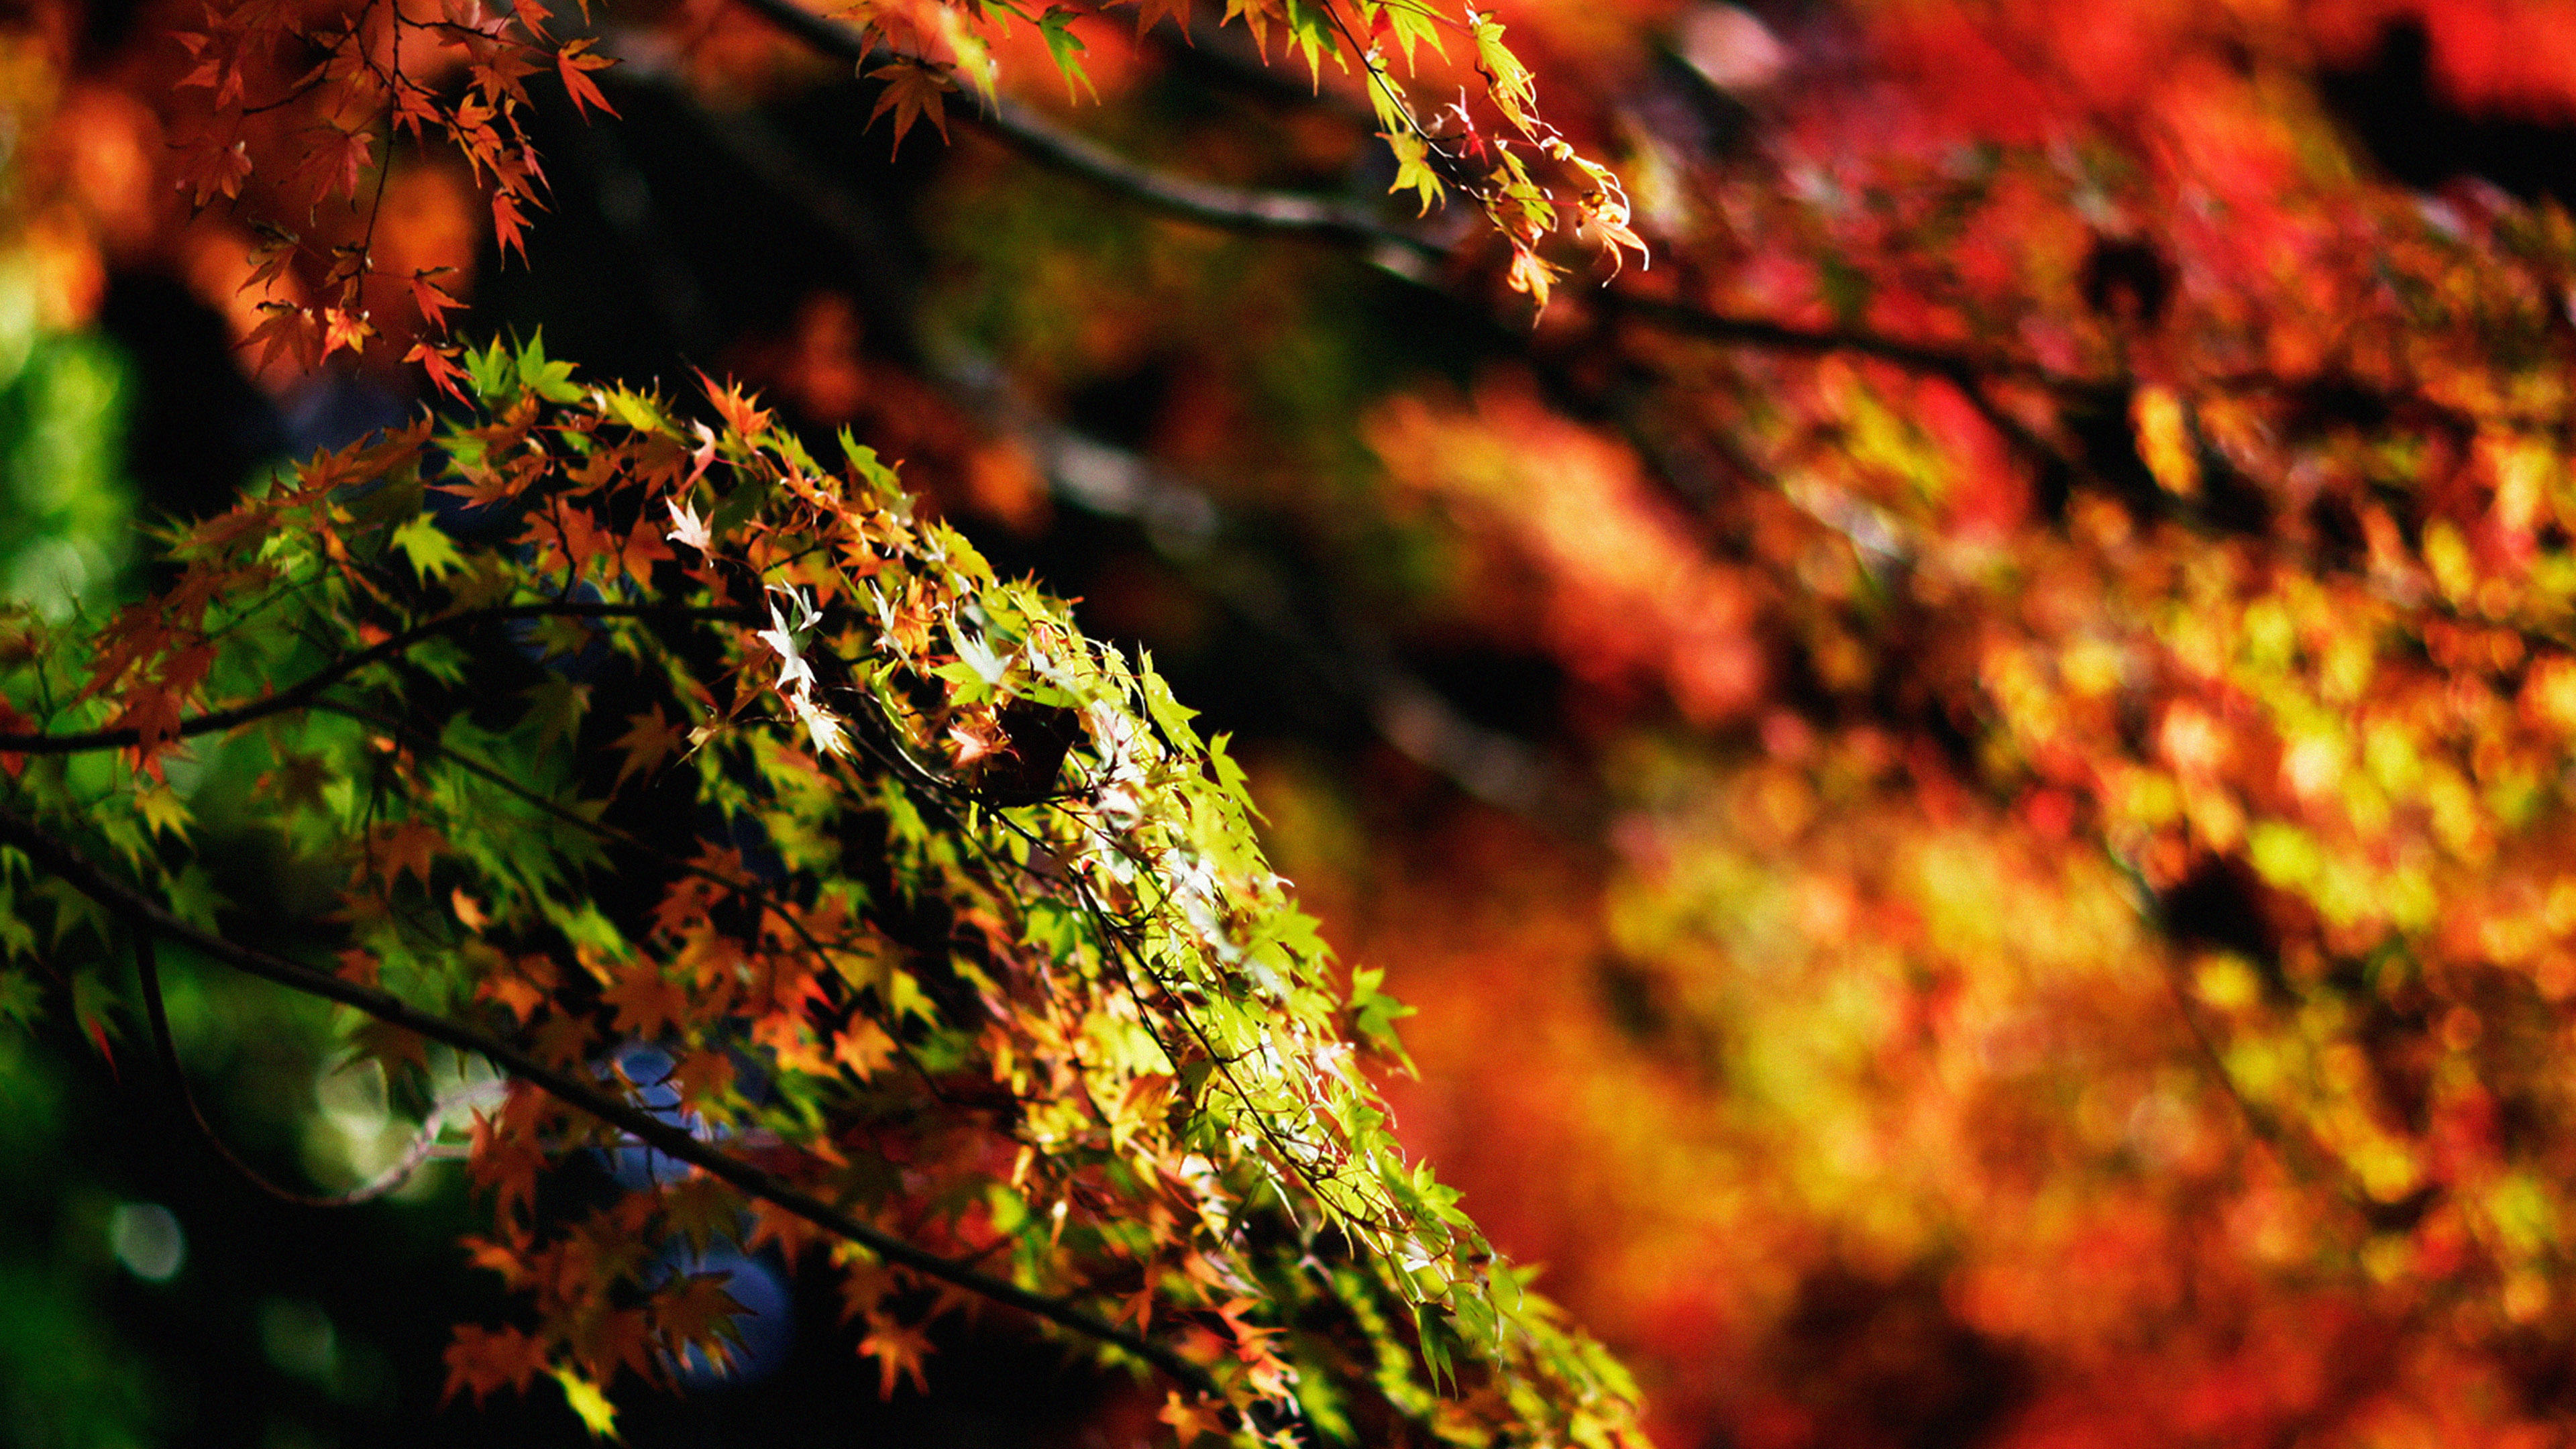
[21,0,2576,1443]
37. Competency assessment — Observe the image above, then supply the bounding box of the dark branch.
[710,0,2157,403]
[0,602,751,757]
[1600,294,2118,400]
[722,0,1446,271]
[0,800,1219,1397]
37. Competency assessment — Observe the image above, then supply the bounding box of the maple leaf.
[551,1366,621,1440]
[1467,9,1537,131]
[751,1008,833,1076]
[610,708,686,792]
[443,1323,547,1404]
[664,497,712,553]
[665,1049,735,1109]
[832,1018,898,1079]
[694,370,772,441]
[867,63,953,154]
[492,190,534,264]
[370,819,446,889]
[1384,131,1445,215]
[409,269,465,331]
[106,690,184,777]
[392,76,441,138]
[608,514,676,584]
[243,303,319,374]
[410,341,472,402]
[470,1088,558,1225]
[1159,1391,1226,1445]
[1036,7,1099,103]
[390,514,466,580]
[1505,244,1561,309]
[134,784,193,841]
[244,223,299,296]
[308,122,375,200]
[555,37,619,120]
[859,1310,934,1397]
[1130,0,1191,40]
[651,1271,747,1362]
[759,589,820,702]
[789,696,853,758]
[479,972,550,1024]
[179,137,254,207]
[601,967,691,1039]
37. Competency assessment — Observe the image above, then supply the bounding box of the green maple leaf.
[0,967,42,1028]
[390,514,464,582]
[1036,8,1098,102]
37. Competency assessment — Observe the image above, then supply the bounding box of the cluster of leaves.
[173,0,610,380]
[172,0,1635,395]
[0,331,1640,1446]
[851,0,1643,303]
[61,0,2576,1440]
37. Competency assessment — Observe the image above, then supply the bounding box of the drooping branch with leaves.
[0,335,1642,1444]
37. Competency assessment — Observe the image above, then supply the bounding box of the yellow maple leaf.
[1383,130,1446,217]
[551,1366,621,1440]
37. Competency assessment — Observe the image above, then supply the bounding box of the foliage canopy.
[30,0,2576,1446]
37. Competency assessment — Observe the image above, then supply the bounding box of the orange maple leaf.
[859,1310,935,1397]
[693,370,772,441]
[409,269,464,331]
[555,37,619,120]
[319,307,376,362]
[609,707,686,792]
[242,302,319,374]
[179,136,254,208]
[443,1322,548,1404]
[666,1048,736,1108]
[832,1018,898,1079]
[600,967,692,1039]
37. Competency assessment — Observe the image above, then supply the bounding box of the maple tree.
[21,0,2576,1443]
[0,0,1650,1440]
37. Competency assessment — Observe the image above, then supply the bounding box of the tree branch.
[714,0,2145,402]
[722,0,1446,273]
[0,800,1219,1397]
[0,602,751,757]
